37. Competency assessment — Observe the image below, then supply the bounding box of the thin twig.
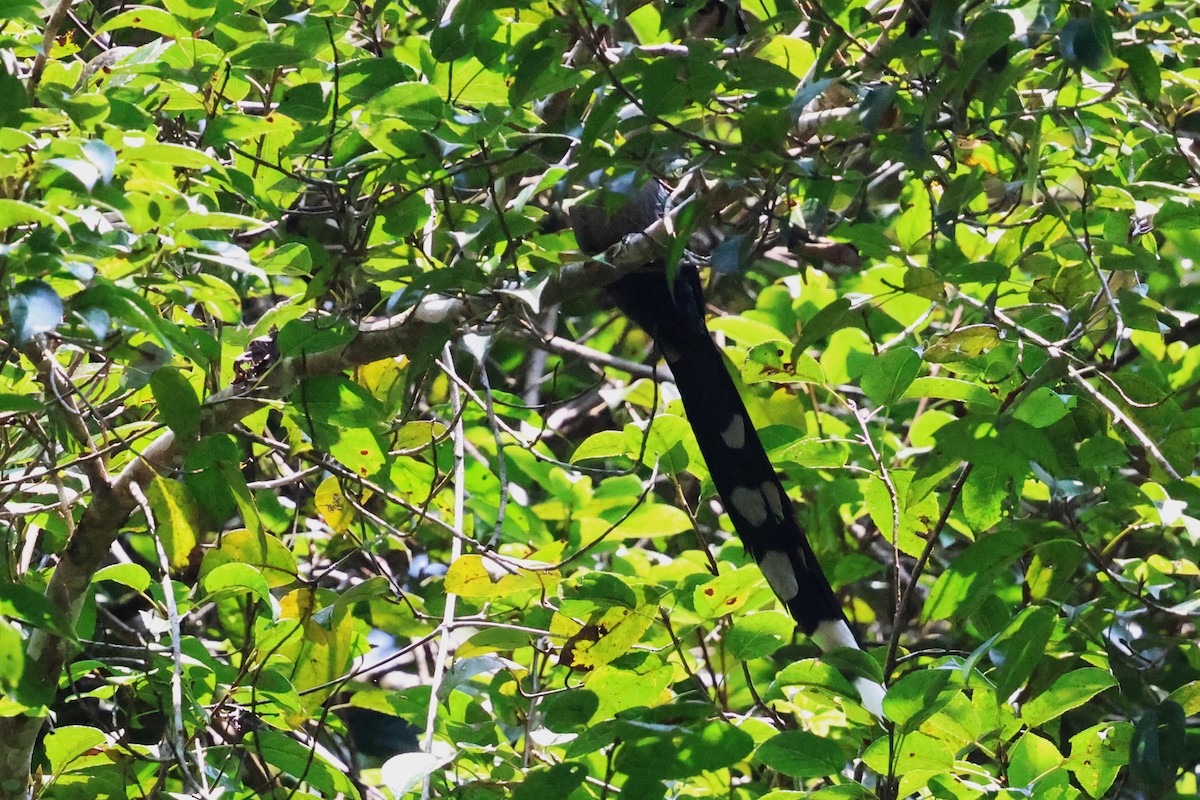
[130,480,207,798]
[422,341,467,799]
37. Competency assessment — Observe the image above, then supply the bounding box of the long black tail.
[607,262,845,636]
[569,180,847,638]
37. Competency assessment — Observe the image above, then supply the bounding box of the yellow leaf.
[444,554,559,599]
[147,476,201,571]
[315,476,354,533]
[394,420,448,452]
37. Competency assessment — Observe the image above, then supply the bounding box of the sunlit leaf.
[444,554,560,599]
[1022,668,1117,727]
[147,476,201,571]
[725,611,794,660]
[199,529,297,589]
[251,729,363,799]
[315,476,355,533]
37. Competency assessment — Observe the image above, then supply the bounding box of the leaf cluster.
[0,0,1198,798]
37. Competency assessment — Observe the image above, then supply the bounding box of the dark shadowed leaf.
[9,281,63,344]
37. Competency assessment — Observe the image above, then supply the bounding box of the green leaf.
[270,588,357,712]
[1013,387,1076,428]
[0,582,76,640]
[43,726,107,774]
[992,606,1056,700]
[583,662,674,721]
[556,606,654,670]
[1121,44,1160,104]
[903,267,944,299]
[437,655,516,702]
[512,764,586,800]
[961,463,1009,532]
[610,503,692,539]
[708,316,789,347]
[540,690,600,733]
[924,528,1029,621]
[864,470,939,558]
[743,106,790,152]
[923,325,1002,364]
[624,415,691,475]
[290,376,389,479]
[783,433,849,468]
[1167,681,1200,716]
[149,367,201,441]
[820,645,885,686]
[0,200,56,229]
[756,730,845,778]
[393,420,448,451]
[9,280,63,345]
[1066,722,1133,798]
[902,376,999,412]
[1022,668,1116,727]
[75,280,202,361]
[202,562,273,609]
[789,788,876,800]
[1025,538,1084,601]
[249,729,362,799]
[363,82,447,127]
[93,563,152,592]
[861,347,922,406]
[0,69,28,128]
[794,297,853,356]
[228,42,311,69]
[563,572,638,609]
[444,555,560,599]
[98,8,191,38]
[146,476,202,571]
[0,393,41,413]
[725,611,794,660]
[0,0,39,23]
[0,619,24,688]
[199,528,298,589]
[767,659,857,703]
[1008,730,1062,788]
[883,669,960,733]
[1129,702,1185,797]
[257,242,314,276]
[614,718,755,779]
[863,731,954,791]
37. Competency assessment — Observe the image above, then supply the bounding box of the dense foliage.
[1,0,1198,797]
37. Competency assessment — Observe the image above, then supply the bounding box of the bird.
[570,177,884,714]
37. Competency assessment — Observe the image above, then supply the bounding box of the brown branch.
[26,0,75,103]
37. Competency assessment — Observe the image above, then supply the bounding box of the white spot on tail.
[854,678,886,719]
[812,618,859,651]
[812,619,887,718]
[758,549,799,601]
[720,416,745,449]
[730,486,768,526]
[763,481,786,520]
